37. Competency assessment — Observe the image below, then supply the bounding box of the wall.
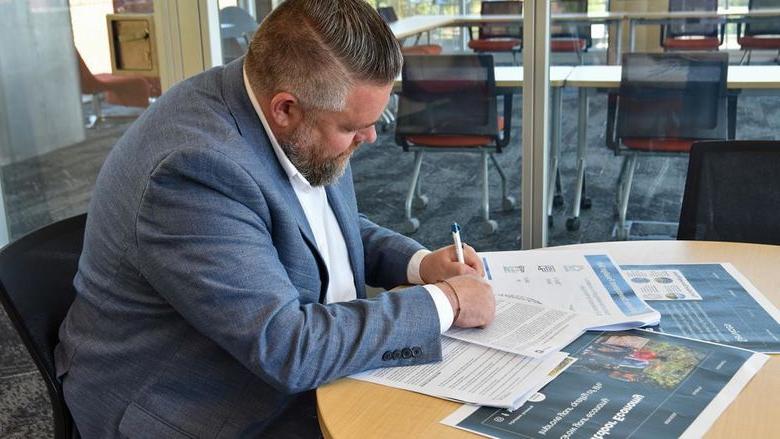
[0,0,84,166]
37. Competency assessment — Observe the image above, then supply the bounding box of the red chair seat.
[468,38,521,52]
[663,37,721,50]
[623,138,695,153]
[407,117,504,147]
[738,36,780,50]
[401,45,443,56]
[550,38,586,52]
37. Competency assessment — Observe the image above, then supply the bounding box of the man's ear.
[268,92,303,130]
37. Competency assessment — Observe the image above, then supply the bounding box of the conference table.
[562,65,780,230]
[316,240,780,438]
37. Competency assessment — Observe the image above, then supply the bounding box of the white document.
[481,250,660,330]
[351,337,569,410]
[445,295,592,358]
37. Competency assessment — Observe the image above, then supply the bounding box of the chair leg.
[413,168,428,209]
[480,151,498,234]
[86,93,103,128]
[739,50,749,65]
[615,154,637,240]
[403,151,424,233]
[489,153,515,211]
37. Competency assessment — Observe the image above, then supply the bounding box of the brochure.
[442,330,767,439]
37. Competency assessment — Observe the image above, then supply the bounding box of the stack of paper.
[353,250,661,409]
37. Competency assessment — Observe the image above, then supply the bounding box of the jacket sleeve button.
[401,348,412,359]
[392,350,402,360]
[411,346,422,357]
[382,351,393,361]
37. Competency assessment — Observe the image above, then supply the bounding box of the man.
[56,0,495,437]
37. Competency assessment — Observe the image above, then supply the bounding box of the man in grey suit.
[56,0,495,437]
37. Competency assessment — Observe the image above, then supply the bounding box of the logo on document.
[503,265,525,273]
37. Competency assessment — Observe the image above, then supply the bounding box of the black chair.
[468,1,523,63]
[738,0,780,64]
[550,0,592,64]
[678,141,780,244]
[605,52,728,240]
[395,54,515,234]
[661,0,724,51]
[0,214,86,439]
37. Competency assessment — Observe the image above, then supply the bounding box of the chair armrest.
[496,92,513,152]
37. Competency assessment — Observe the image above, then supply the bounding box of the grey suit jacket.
[55,58,442,438]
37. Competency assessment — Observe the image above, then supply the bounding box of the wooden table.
[317,241,780,438]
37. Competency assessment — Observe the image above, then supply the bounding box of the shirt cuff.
[407,249,431,284]
[423,284,454,333]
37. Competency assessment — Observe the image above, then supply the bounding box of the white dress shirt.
[242,68,453,332]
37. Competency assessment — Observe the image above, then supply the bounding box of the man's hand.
[419,244,485,284]
[436,275,495,328]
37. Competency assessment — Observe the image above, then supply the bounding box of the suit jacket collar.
[221,57,364,297]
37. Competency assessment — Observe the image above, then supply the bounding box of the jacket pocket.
[118,402,195,439]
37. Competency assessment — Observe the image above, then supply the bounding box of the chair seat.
[663,37,721,50]
[92,74,157,108]
[623,138,695,153]
[401,45,443,56]
[550,38,586,52]
[468,38,521,52]
[738,36,780,49]
[406,117,504,147]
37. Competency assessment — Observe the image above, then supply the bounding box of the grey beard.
[279,140,347,187]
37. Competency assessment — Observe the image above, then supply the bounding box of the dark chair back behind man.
[0,213,86,439]
[678,141,780,244]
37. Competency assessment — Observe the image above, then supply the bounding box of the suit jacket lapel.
[220,57,318,248]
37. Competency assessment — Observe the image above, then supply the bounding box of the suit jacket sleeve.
[359,214,425,290]
[135,148,442,394]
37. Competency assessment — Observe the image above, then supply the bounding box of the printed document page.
[481,250,660,330]
[351,338,569,410]
[445,295,592,358]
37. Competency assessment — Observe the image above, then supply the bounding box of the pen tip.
[451,222,460,233]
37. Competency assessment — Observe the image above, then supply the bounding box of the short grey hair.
[245,0,402,111]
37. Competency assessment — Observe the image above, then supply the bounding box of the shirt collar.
[242,66,313,189]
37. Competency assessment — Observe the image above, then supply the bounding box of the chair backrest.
[746,0,780,36]
[666,0,719,38]
[0,214,86,439]
[377,6,399,23]
[395,54,498,141]
[76,50,103,95]
[678,141,780,244]
[551,0,592,48]
[479,1,523,40]
[614,52,728,145]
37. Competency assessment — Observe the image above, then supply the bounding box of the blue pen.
[451,222,465,264]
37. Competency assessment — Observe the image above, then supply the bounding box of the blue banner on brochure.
[585,255,654,317]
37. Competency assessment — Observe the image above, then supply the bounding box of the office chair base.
[481,219,498,234]
[565,217,580,231]
[403,218,420,234]
[413,194,429,210]
[502,196,516,211]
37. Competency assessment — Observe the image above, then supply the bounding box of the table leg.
[547,87,563,227]
[567,87,589,232]
[628,19,636,53]
[728,91,739,140]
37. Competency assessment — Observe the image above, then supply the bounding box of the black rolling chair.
[661,0,724,51]
[0,214,86,439]
[395,54,515,234]
[468,1,523,64]
[678,141,780,244]
[605,52,728,240]
[550,0,593,64]
[738,0,780,64]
